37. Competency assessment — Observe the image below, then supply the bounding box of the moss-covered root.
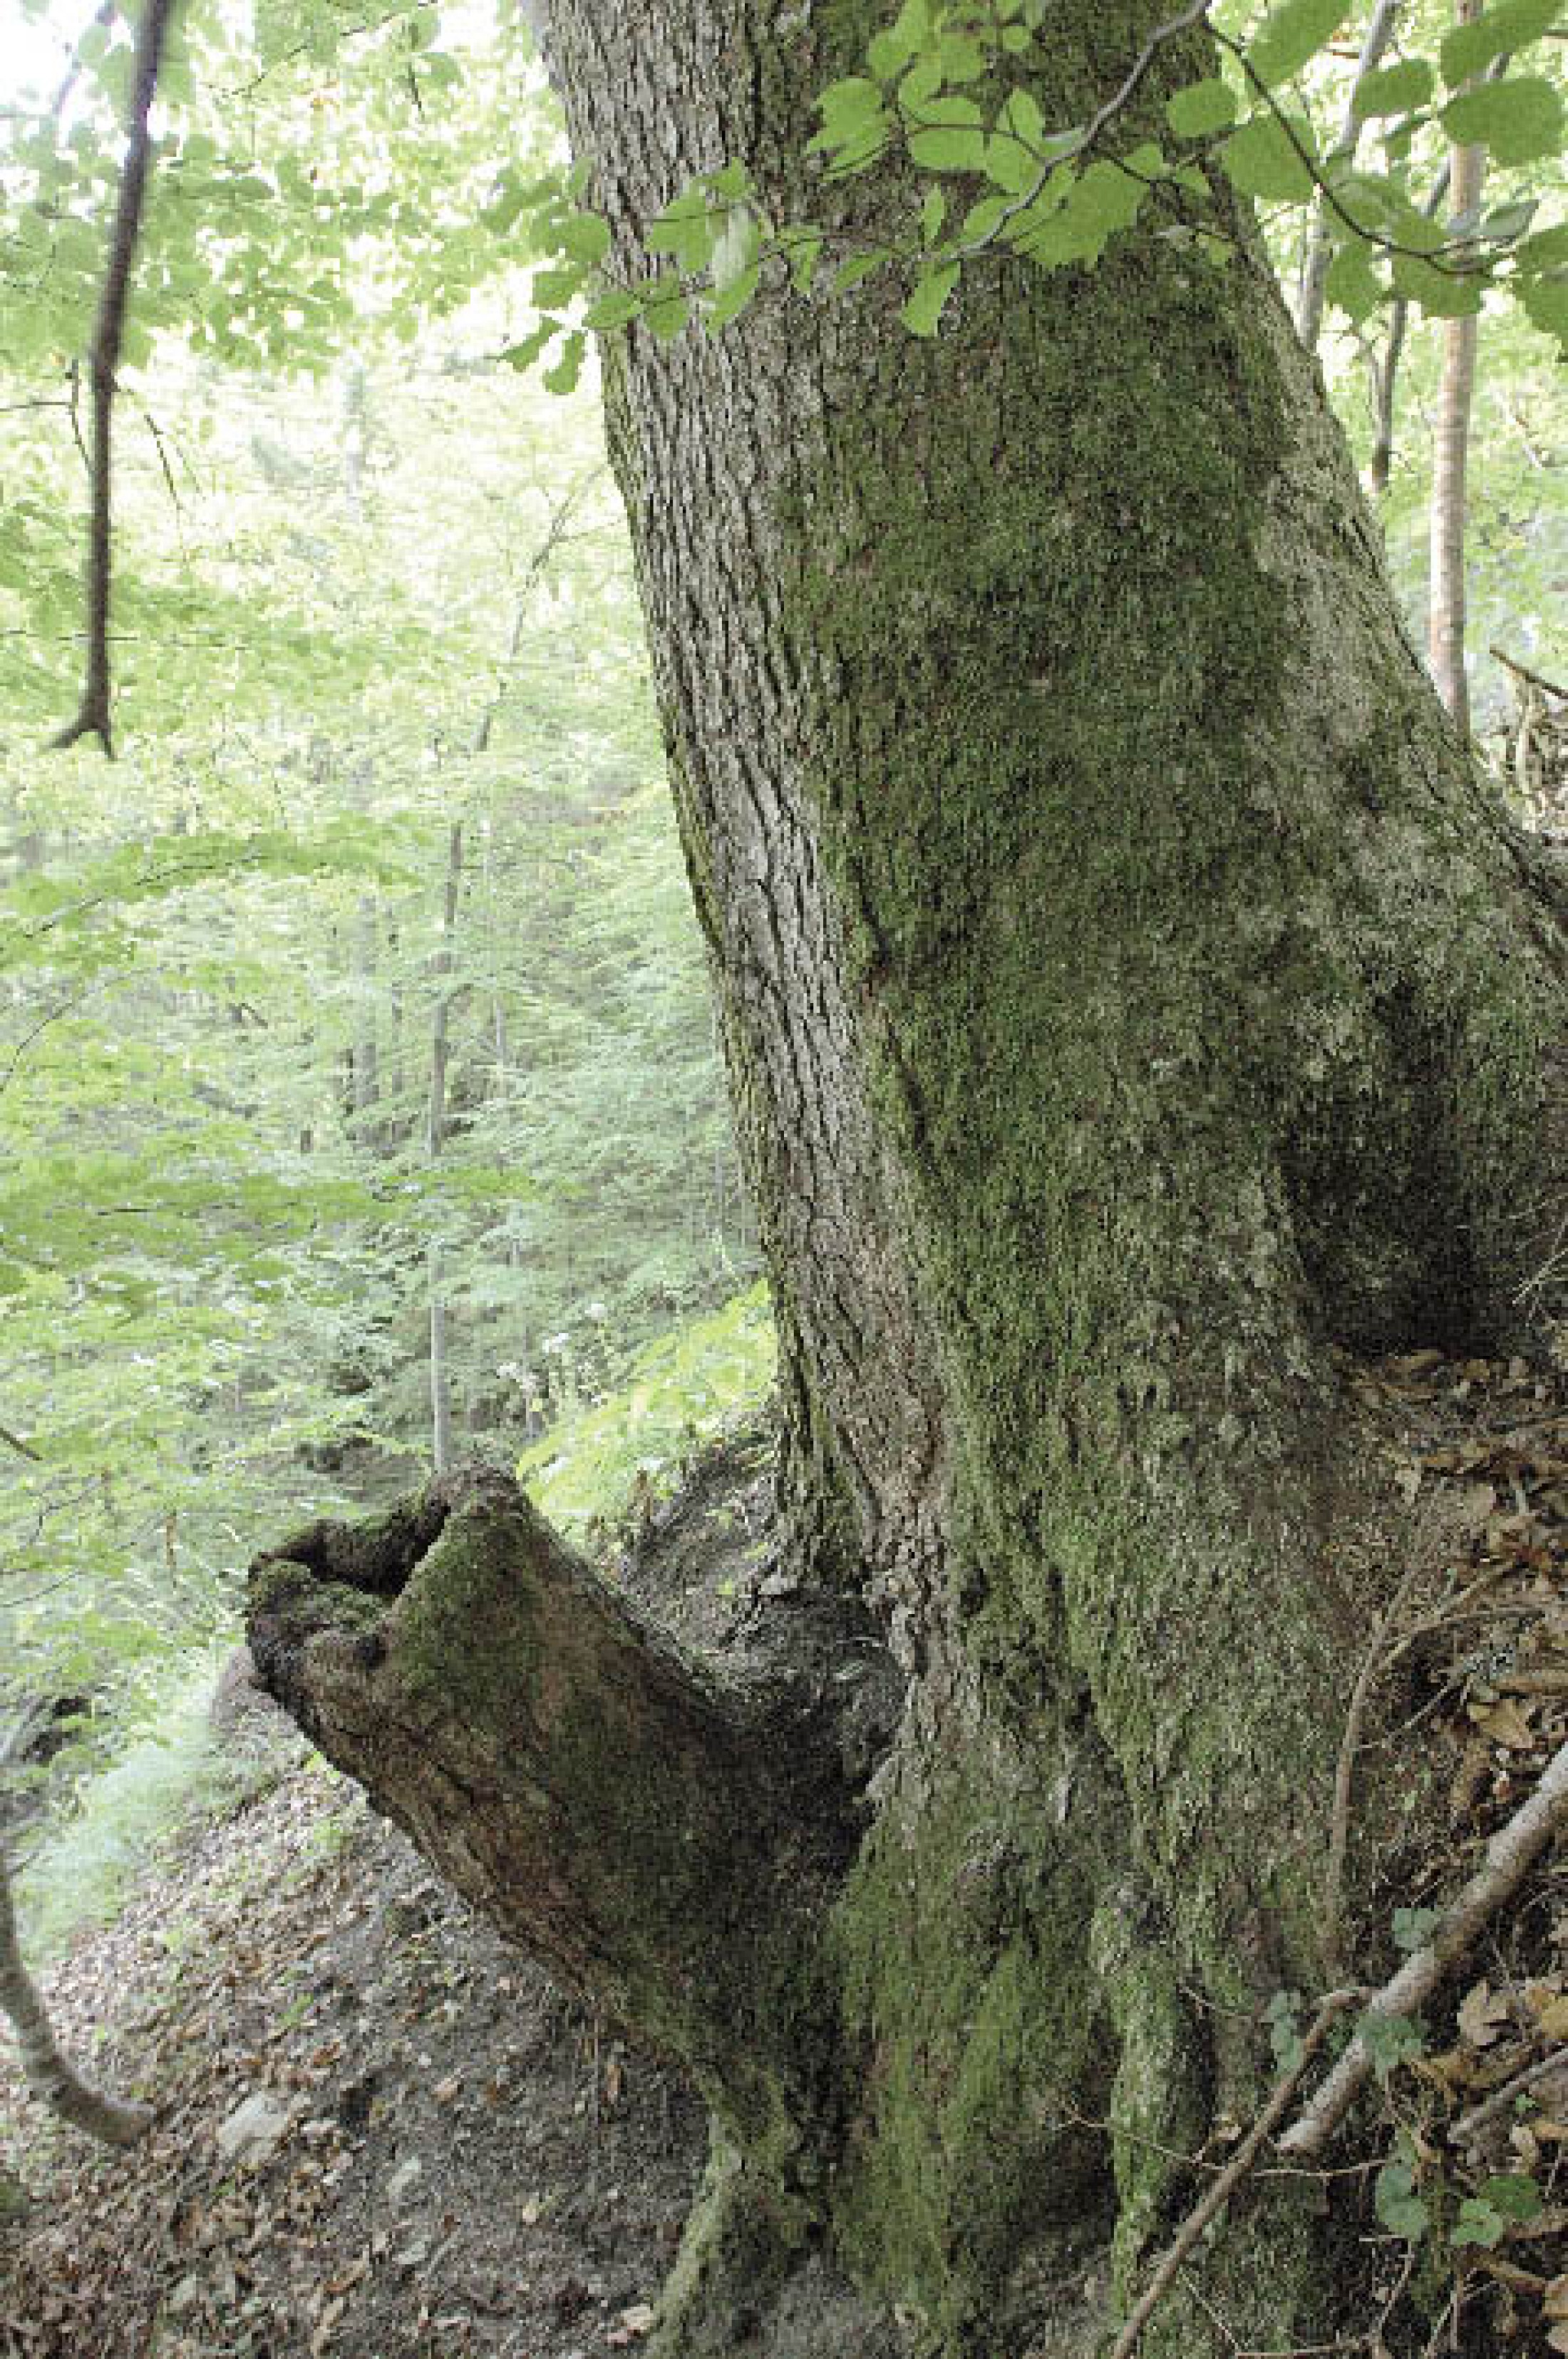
[649,2132,905,2359]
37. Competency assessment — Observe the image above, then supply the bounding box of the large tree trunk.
[250,7,1568,2354]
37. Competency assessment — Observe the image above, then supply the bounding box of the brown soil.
[0,1752,708,2359]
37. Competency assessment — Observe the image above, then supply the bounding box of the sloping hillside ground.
[0,1422,783,2359]
[10,1367,1568,2355]
[0,1743,708,2359]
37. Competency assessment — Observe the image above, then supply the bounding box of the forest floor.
[0,1426,783,2359]
[9,1377,1568,2355]
[0,1742,710,2359]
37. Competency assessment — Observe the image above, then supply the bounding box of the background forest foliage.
[3,0,1568,1948]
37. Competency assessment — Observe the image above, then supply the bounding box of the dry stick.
[1108,1991,1361,2359]
[1491,645,1568,706]
[51,0,182,757]
[1281,1738,1568,2159]
[1451,2042,1568,2144]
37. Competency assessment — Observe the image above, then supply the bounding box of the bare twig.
[1281,1739,1568,2157]
[1109,1991,1361,2359]
[1492,646,1568,705]
[46,0,118,126]
[0,1424,41,1464]
[51,0,182,757]
[1452,2042,1568,2144]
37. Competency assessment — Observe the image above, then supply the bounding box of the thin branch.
[1213,28,1500,281]
[0,1425,42,1464]
[46,0,118,128]
[1281,1739,1568,2158]
[1109,1991,1361,2359]
[1081,0,1214,153]
[1492,646,1568,704]
[1296,0,1401,351]
[51,0,182,758]
[1451,2042,1568,2144]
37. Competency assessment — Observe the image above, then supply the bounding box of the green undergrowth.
[517,1284,775,1538]
[14,1640,282,1963]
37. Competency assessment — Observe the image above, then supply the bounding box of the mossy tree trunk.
[251,6,1568,2353]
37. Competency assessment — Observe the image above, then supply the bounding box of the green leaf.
[1008,160,1146,267]
[1266,1990,1304,2073]
[781,225,825,291]
[959,194,1011,242]
[909,124,991,171]
[531,264,585,309]
[920,185,947,244]
[643,281,691,339]
[998,86,1046,152]
[868,26,917,79]
[1440,78,1566,168]
[1359,2010,1427,2082]
[810,76,888,158]
[646,189,719,274]
[1391,1906,1440,1953]
[1320,239,1386,323]
[937,31,986,82]
[706,161,753,199]
[901,259,959,334]
[1167,78,1239,138]
[1482,197,1539,245]
[1219,113,1318,202]
[1442,0,1562,86]
[1351,59,1435,120]
[833,250,887,292]
[817,75,884,125]
[500,319,559,370]
[1324,239,1385,324]
[1451,2196,1507,2249]
[985,132,1041,193]
[1480,2172,1544,2221]
[1247,0,1348,88]
[868,0,929,79]
[706,260,760,330]
[556,210,612,265]
[1373,2159,1430,2241]
[907,96,989,173]
[710,205,759,289]
[582,288,642,329]
[1520,225,1568,270]
[1519,272,1568,349]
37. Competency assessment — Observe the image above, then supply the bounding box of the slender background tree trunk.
[1296,0,1401,354]
[1429,0,1487,734]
